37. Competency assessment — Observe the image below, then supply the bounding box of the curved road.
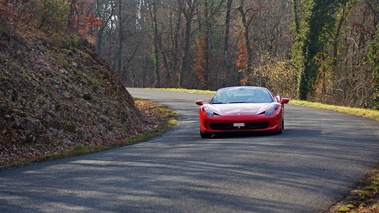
[1,88,379,213]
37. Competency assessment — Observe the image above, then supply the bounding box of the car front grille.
[210,122,269,130]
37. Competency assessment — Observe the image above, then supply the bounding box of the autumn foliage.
[236,40,248,69]
[235,29,251,85]
[0,0,102,39]
[68,0,103,35]
[194,36,208,87]
[235,30,248,69]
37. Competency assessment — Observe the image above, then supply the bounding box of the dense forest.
[1,0,378,109]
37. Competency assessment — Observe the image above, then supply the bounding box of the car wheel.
[275,118,283,134]
[200,132,212,138]
[277,128,283,134]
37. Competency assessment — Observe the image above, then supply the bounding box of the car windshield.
[210,87,274,104]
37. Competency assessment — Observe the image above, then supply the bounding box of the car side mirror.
[196,100,204,106]
[281,98,289,104]
[275,95,281,102]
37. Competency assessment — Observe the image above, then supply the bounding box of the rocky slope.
[0,30,156,168]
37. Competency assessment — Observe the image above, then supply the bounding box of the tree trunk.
[178,0,197,88]
[116,0,123,76]
[96,0,115,55]
[223,0,233,71]
[237,3,254,85]
[150,0,160,87]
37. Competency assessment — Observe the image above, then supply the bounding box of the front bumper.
[199,112,282,133]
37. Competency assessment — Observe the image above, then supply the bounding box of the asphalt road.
[1,88,379,213]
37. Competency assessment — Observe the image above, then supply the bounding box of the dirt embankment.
[0,30,156,168]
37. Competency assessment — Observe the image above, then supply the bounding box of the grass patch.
[330,169,379,212]
[290,100,379,122]
[156,87,215,95]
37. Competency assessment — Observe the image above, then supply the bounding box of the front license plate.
[233,123,245,127]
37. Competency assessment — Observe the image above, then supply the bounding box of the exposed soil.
[0,29,164,168]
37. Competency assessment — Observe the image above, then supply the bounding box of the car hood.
[206,103,275,116]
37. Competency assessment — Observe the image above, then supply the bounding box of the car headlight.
[264,105,276,116]
[204,107,215,117]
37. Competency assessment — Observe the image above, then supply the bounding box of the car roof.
[216,86,268,91]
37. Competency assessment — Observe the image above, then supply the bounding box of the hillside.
[0,30,164,168]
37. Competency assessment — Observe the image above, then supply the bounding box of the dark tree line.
[93,0,293,90]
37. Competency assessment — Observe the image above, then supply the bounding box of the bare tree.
[146,0,161,87]
[96,0,116,54]
[177,0,198,88]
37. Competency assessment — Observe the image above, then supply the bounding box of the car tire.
[275,118,283,134]
[200,132,212,138]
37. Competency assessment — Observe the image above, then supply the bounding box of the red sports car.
[195,86,289,138]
